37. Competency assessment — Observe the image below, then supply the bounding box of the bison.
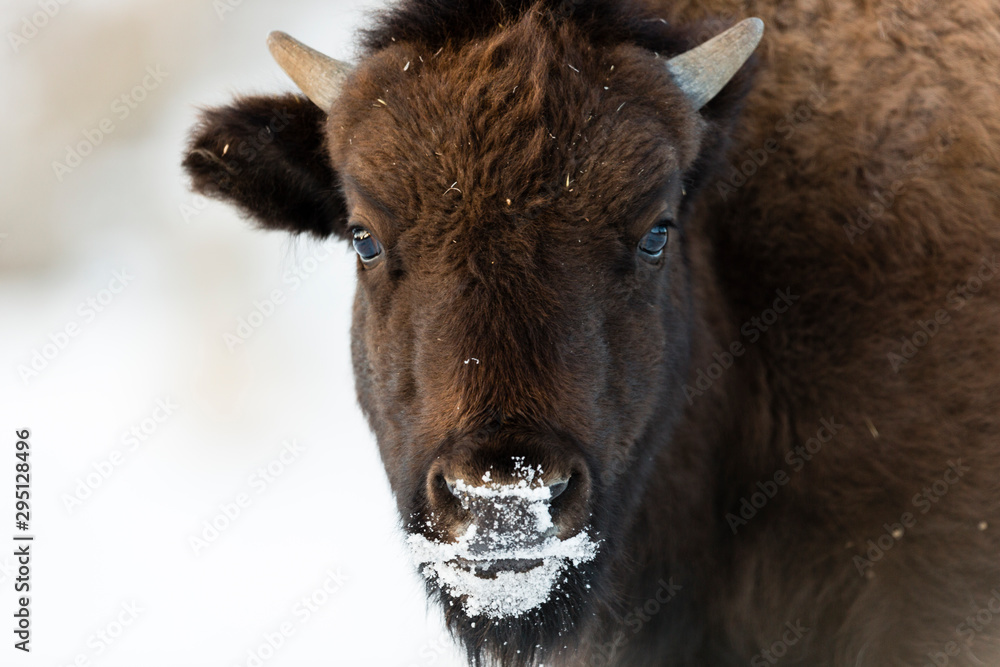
[182,0,1000,664]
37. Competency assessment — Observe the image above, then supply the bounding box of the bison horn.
[267,31,353,111]
[665,17,764,110]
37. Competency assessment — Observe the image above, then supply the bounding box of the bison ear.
[182,93,348,239]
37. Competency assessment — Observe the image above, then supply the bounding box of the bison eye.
[351,227,384,266]
[637,222,671,260]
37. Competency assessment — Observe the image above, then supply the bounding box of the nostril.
[429,472,466,516]
[548,478,569,500]
[432,472,458,498]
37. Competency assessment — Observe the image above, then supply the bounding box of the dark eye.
[352,227,384,266]
[637,222,671,259]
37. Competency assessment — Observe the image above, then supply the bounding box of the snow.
[0,0,469,665]
[407,462,600,619]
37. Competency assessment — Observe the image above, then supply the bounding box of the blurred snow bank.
[0,0,464,664]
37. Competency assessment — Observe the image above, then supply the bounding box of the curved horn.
[665,17,764,110]
[267,31,353,111]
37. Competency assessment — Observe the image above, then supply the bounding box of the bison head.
[183,1,760,663]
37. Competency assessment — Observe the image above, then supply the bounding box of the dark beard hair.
[427,556,607,667]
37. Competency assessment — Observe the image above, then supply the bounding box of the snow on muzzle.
[408,464,600,619]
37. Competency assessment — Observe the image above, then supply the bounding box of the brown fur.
[182,0,1000,664]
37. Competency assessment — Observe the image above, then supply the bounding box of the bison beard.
[182,0,1000,664]
[431,555,601,666]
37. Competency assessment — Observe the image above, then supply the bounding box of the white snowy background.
[0,0,465,665]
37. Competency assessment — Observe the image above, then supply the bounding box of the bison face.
[334,28,705,644]
[183,8,758,664]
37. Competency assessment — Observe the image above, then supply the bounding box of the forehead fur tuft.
[330,7,704,230]
[360,0,685,55]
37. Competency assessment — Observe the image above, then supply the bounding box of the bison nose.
[442,475,570,555]
[444,475,569,500]
[444,475,571,546]
[428,458,592,542]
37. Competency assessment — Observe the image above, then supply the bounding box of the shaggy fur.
[182,0,1000,665]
